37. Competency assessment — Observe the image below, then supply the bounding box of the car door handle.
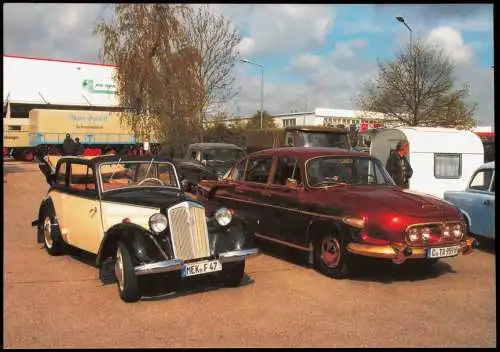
[234,188,245,194]
[483,199,492,205]
[89,206,98,214]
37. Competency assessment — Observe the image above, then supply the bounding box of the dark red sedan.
[197,147,477,278]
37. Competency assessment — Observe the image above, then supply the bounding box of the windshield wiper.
[311,180,349,187]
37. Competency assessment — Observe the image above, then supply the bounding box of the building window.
[282,118,296,127]
[434,153,462,179]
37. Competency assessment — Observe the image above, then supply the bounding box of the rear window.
[298,131,350,149]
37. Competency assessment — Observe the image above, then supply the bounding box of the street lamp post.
[296,93,308,126]
[396,16,416,123]
[239,58,264,129]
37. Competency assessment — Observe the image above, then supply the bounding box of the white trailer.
[370,127,484,199]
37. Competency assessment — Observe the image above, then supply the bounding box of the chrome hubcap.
[43,217,53,249]
[321,236,341,268]
[115,247,124,291]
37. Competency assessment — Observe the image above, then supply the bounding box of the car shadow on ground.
[64,245,255,302]
[255,239,457,284]
[474,236,496,255]
[140,274,255,302]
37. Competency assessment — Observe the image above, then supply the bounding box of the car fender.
[305,218,346,246]
[35,197,63,244]
[207,214,255,255]
[96,223,168,266]
[460,210,473,233]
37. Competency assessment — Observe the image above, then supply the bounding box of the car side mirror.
[181,179,189,192]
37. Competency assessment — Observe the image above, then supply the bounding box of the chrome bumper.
[218,248,260,263]
[134,248,260,276]
[346,236,478,264]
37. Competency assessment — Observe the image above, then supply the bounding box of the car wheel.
[42,215,64,256]
[114,241,141,303]
[220,261,245,287]
[314,232,349,279]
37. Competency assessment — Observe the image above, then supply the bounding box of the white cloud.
[330,39,367,60]
[426,26,473,64]
[237,4,336,57]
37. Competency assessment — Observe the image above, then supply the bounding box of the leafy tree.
[94,4,240,156]
[245,110,277,129]
[355,38,477,129]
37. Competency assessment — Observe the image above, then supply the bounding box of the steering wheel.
[138,177,165,186]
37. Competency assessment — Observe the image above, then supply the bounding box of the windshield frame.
[97,160,181,193]
[304,155,395,189]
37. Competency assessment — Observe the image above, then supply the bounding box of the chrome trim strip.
[134,259,184,276]
[219,248,260,263]
[254,232,312,251]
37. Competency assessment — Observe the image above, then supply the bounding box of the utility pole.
[396,17,415,123]
[239,59,264,128]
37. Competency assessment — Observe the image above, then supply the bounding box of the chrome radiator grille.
[167,201,210,261]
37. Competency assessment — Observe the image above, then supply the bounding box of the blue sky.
[3,4,495,126]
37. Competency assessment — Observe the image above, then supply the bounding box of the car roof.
[479,161,495,169]
[57,155,175,167]
[248,147,371,159]
[189,143,243,149]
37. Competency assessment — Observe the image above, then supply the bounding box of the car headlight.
[149,213,168,234]
[421,228,431,241]
[452,224,463,239]
[408,228,419,242]
[215,207,232,227]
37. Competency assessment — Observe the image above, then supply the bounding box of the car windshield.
[306,156,394,187]
[298,132,350,149]
[99,161,179,192]
[203,148,245,162]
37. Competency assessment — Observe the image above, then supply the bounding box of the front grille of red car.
[167,201,211,261]
[405,222,465,247]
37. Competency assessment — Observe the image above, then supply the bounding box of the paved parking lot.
[3,161,496,348]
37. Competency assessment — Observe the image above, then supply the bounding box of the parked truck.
[243,126,351,153]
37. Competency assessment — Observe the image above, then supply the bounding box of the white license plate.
[427,246,460,258]
[181,259,222,278]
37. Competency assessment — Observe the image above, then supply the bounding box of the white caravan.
[370,127,484,199]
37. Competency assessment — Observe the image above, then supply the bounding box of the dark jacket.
[75,142,84,156]
[386,151,413,188]
[62,137,76,156]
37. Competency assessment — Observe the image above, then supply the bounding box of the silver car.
[444,162,495,240]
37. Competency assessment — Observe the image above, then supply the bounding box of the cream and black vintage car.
[32,155,260,302]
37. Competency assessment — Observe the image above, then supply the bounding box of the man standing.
[74,137,84,155]
[386,141,413,188]
[62,134,76,156]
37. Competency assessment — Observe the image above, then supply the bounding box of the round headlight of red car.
[452,224,463,239]
[408,228,419,242]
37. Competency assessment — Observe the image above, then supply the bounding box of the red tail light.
[360,231,389,245]
[122,218,131,223]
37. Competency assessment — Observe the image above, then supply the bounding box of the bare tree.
[94,4,240,155]
[355,38,477,129]
[183,5,241,140]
